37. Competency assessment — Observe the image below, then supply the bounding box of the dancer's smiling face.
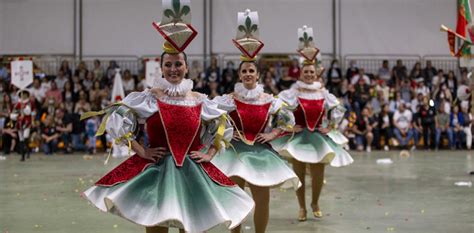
[300,65,317,85]
[239,62,259,89]
[161,53,188,85]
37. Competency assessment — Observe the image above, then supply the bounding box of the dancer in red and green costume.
[82,1,254,232]
[270,25,353,221]
[211,9,300,233]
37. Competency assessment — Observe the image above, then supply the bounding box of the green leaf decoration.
[172,0,181,16]
[164,9,175,18]
[251,24,258,33]
[299,37,304,42]
[238,25,246,32]
[245,17,252,32]
[180,5,190,17]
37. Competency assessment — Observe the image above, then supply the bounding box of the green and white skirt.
[212,140,301,189]
[83,155,254,232]
[270,129,353,167]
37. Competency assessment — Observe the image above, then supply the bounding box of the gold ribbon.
[213,114,228,151]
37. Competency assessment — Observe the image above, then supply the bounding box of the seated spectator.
[435,105,454,150]
[29,78,46,103]
[75,61,89,80]
[375,79,390,102]
[45,81,63,103]
[287,58,300,81]
[415,79,430,98]
[411,93,424,113]
[263,71,279,95]
[0,59,9,82]
[59,60,72,79]
[206,56,221,82]
[445,70,457,98]
[92,59,104,83]
[393,102,414,149]
[431,69,445,88]
[378,60,391,84]
[352,107,374,152]
[352,75,370,116]
[41,115,59,155]
[423,60,437,87]
[54,108,73,153]
[345,60,359,82]
[350,68,371,85]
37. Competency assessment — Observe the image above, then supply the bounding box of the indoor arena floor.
[1,150,473,233]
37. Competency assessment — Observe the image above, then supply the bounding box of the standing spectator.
[55,70,68,91]
[461,101,473,149]
[0,59,10,82]
[122,69,135,94]
[221,62,238,94]
[378,60,391,84]
[105,60,120,85]
[409,62,423,80]
[345,60,359,82]
[92,59,104,82]
[287,58,300,81]
[208,81,220,99]
[375,104,393,150]
[423,60,437,87]
[392,59,408,86]
[326,59,342,95]
[63,81,76,113]
[1,94,16,155]
[85,116,99,154]
[419,97,436,149]
[352,107,374,152]
[393,102,414,149]
[262,72,279,95]
[411,105,422,149]
[450,105,464,149]
[75,61,89,80]
[445,70,457,98]
[59,60,72,79]
[83,72,94,91]
[205,56,221,82]
[188,60,203,84]
[435,105,454,150]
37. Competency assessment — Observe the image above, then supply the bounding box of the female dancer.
[270,26,353,221]
[82,2,254,232]
[212,9,300,233]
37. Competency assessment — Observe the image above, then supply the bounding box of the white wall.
[0,0,461,57]
[0,0,74,55]
[212,0,333,54]
[82,0,205,56]
[340,0,456,56]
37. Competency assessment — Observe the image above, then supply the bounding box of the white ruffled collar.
[234,83,264,101]
[295,81,322,91]
[155,78,193,97]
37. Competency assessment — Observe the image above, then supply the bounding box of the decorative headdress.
[297,25,320,64]
[232,9,264,62]
[152,0,198,53]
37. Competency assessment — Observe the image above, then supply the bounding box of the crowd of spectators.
[0,56,472,156]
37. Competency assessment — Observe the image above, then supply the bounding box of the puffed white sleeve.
[323,90,349,144]
[83,90,158,145]
[200,98,234,152]
[269,96,295,131]
[212,94,236,112]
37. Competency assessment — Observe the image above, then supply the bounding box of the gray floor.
[0,150,473,233]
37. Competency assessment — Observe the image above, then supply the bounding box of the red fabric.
[456,0,468,37]
[14,100,34,129]
[156,100,202,167]
[146,107,204,160]
[95,154,153,186]
[297,98,325,131]
[200,162,236,186]
[231,99,271,143]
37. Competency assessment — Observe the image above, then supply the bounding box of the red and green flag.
[456,0,473,56]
